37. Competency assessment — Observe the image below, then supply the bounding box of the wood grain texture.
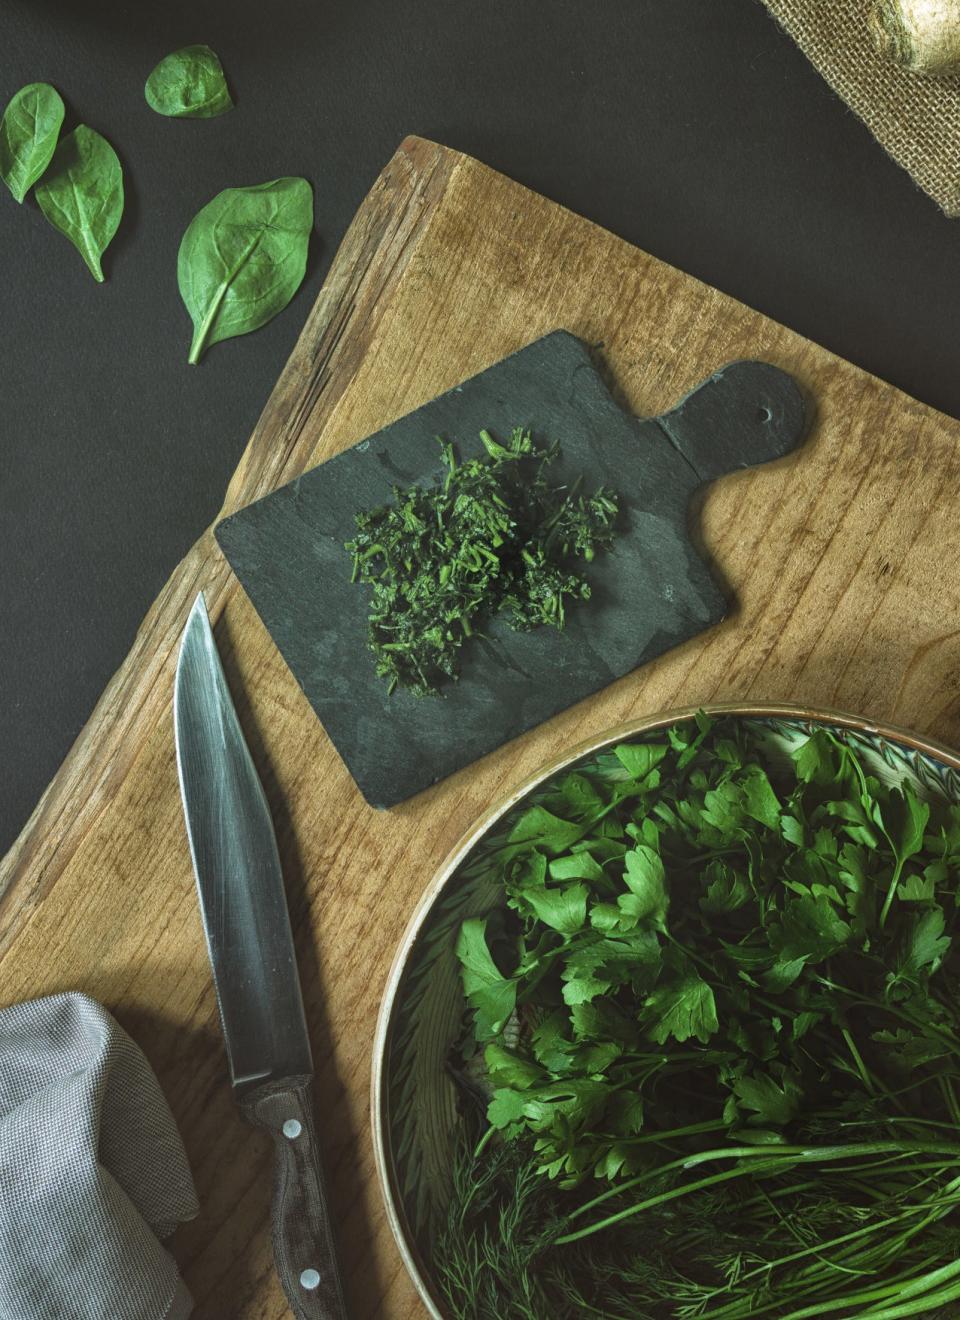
[1,135,959,1319]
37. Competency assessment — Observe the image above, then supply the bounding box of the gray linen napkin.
[0,993,199,1320]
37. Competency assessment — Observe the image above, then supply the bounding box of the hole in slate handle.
[657,361,808,484]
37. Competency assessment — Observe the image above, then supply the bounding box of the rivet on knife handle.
[240,1078,348,1320]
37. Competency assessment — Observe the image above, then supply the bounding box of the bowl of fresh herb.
[372,703,960,1320]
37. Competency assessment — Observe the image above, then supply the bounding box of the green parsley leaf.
[741,765,782,830]
[700,862,751,915]
[899,906,951,979]
[643,971,719,1045]
[768,893,851,966]
[548,852,605,883]
[621,845,669,928]
[508,806,584,854]
[898,873,936,903]
[456,917,517,1039]
[793,729,840,785]
[485,1042,544,1090]
[487,1087,528,1129]
[612,742,669,783]
[522,883,589,935]
[733,1067,803,1126]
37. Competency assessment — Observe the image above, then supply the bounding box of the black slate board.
[215,331,807,807]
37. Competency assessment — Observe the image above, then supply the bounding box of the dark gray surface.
[215,333,806,805]
[4,0,960,848]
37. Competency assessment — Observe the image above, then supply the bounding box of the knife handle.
[240,1077,349,1320]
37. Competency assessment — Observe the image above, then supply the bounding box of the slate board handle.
[240,1077,350,1320]
[657,360,808,484]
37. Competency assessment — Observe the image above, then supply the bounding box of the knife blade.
[174,592,348,1320]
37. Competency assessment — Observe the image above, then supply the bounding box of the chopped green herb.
[436,715,960,1318]
[345,429,619,695]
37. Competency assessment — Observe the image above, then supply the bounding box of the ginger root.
[869,0,960,74]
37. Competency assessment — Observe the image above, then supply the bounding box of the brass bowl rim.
[370,701,960,1318]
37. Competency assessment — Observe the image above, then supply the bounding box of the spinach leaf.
[0,82,64,203]
[34,125,123,282]
[177,177,312,363]
[145,44,233,118]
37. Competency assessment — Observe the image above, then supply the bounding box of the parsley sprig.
[345,429,619,695]
[437,715,960,1318]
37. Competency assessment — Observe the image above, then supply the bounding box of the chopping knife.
[174,592,348,1320]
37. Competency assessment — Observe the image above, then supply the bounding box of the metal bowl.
[371,702,960,1318]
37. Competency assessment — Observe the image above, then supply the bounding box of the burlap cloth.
[762,0,960,215]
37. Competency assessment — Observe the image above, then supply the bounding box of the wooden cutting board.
[1,135,959,1320]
